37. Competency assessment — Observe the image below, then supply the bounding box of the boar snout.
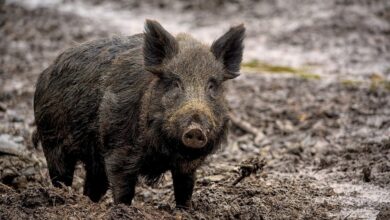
[182,123,208,148]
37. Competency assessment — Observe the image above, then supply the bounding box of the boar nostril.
[182,127,207,149]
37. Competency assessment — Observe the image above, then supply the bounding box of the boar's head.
[142,20,245,157]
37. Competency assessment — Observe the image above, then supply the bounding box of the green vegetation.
[368,73,390,91]
[341,79,362,88]
[341,74,390,91]
[241,60,390,90]
[241,59,321,80]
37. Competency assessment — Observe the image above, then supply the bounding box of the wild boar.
[33,20,245,208]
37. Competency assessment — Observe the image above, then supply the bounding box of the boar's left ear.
[143,19,179,71]
[211,24,245,80]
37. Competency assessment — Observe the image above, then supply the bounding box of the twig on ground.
[230,113,265,145]
[0,145,25,157]
[232,158,266,186]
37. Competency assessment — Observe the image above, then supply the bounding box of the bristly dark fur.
[33,20,245,208]
[143,19,178,68]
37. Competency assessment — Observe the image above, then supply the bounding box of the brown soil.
[0,0,389,219]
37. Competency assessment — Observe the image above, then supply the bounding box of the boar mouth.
[181,122,208,149]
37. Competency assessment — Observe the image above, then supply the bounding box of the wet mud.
[0,0,389,219]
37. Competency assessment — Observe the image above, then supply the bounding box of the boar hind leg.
[84,155,109,202]
[42,143,76,187]
[171,169,196,209]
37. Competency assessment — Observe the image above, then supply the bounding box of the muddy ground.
[0,0,389,219]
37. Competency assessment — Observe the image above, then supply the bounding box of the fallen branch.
[232,157,266,186]
[230,113,265,144]
[0,143,45,166]
[0,144,25,157]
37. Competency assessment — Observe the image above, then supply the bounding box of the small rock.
[0,134,26,156]
[8,110,24,122]
[22,166,37,176]
[2,168,14,176]
[202,175,226,182]
[276,120,295,133]
[13,136,24,144]
[139,191,152,200]
[213,164,236,171]
[0,102,6,112]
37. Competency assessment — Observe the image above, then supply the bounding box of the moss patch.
[340,75,390,91]
[341,79,362,88]
[369,73,390,91]
[241,60,320,80]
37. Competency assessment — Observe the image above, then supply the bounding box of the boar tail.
[31,129,40,149]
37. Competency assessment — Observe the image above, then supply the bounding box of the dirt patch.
[0,184,174,219]
[0,184,99,219]
[188,175,338,219]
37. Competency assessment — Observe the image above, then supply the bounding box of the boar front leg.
[171,169,196,209]
[104,147,139,205]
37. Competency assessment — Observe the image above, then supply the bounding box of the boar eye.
[162,76,181,91]
[172,80,181,90]
[207,80,218,98]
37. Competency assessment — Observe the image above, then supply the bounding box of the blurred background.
[0,0,390,219]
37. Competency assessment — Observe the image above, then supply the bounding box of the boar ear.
[211,24,245,80]
[143,20,178,71]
